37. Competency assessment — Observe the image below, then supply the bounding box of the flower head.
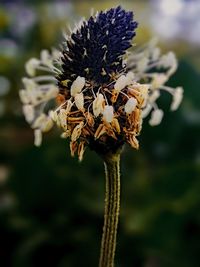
[58,6,138,86]
[20,6,183,160]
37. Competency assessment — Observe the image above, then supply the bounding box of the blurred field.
[0,1,200,266]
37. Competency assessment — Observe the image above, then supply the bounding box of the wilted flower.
[20,6,183,160]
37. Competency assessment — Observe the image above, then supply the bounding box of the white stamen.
[32,113,54,133]
[33,75,56,83]
[125,98,137,114]
[19,90,29,104]
[114,75,129,92]
[159,52,177,70]
[22,77,37,90]
[126,71,135,84]
[151,47,161,61]
[49,110,58,122]
[26,86,57,106]
[103,105,114,123]
[26,91,38,106]
[41,117,54,132]
[137,57,149,73]
[149,109,164,126]
[151,74,168,89]
[40,50,52,66]
[142,104,152,118]
[70,76,85,97]
[32,113,46,129]
[34,129,42,147]
[148,37,158,49]
[22,104,34,123]
[149,90,160,103]
[25,58,40,77]
[170,87,183,111]
[92,93,104,117]
[52,48,62,62]
[44,85,59,99]
[75,92,84,110]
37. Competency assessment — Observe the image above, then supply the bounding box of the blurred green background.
[0,0,200,266]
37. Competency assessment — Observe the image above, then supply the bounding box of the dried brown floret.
[70,141,78,157]
[78,141,86,161]
[95,124,107,140]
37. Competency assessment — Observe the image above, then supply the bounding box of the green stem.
[99,152,121,267]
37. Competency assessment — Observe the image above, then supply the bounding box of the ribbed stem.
[99,152,121,267]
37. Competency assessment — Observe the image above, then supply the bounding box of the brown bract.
[56,77,145,160]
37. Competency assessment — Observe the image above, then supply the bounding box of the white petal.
[114,75,129,92]
[170,87,183,111]
[34,129,42,147]
[125,98,137,114]
[103,105,114,123]
[75,93,84,110]
[149,109,164,126]
[70,76,85,97]
[22,104,34,123]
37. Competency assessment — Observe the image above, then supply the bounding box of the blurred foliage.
[0,1,200,267]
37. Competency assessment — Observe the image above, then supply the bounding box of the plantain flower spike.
[20,6,183,160]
